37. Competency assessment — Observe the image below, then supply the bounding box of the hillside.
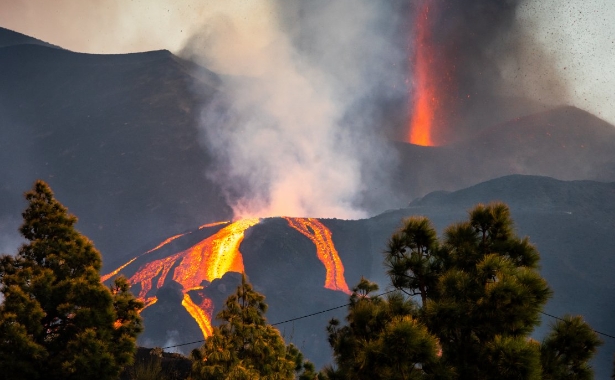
[99,175,614,376]
[1,28,614,376]
[0,40,230,259]
[393,106,615,199]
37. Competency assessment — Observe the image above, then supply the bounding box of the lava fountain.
[408,0,440,146]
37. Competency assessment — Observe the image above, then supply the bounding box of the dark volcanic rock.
[0,26,60,49]
[0,41,231,267]
[393,106,615,201]
[126,176,614,376]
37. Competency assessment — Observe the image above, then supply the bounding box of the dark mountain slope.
[109,175,615,377]
[0,43,231,264]
[0,26,59,49]
[393,106,615,200]
[368,175,615,378]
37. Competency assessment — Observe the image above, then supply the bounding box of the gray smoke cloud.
[3,0,613,218]
[181,1,405,219]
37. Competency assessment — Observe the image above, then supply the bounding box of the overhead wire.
[161,289,615,351]
[161,289,397,350]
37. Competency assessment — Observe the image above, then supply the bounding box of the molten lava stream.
[100,231,190,283]
[172,218,260,289]
[103,219,260,339]
[408,0,438,146]
[182,293,213,337]
[284,217,350,294]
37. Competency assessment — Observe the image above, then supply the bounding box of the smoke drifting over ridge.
[178,0,579,218]
[181,1,405,219]
[3,0,613,218]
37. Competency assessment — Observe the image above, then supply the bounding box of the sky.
[1,0,613,126]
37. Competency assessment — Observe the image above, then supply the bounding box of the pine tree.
[191,274,314,380]
[324,278,440,380]
[540,315,602,380]
[381,202,600,379]
[0,180,143,380]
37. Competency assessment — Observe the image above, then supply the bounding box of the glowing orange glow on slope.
[144,232,189,254]
[409,0,438,146]
[141,297,158,311]
[173,218,259,289]
[102,219,260,340]
[284,217,350,294]
[127,252,183,300]
[198,221,230,229]
[101,231,189,283]
[182,293,213,337]
[101,257,138,283]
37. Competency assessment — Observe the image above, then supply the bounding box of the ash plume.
[405,0,615,141]
[180,1,405,219]
[178,0,613,218]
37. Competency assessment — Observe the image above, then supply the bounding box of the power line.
[161,291,614,351]
[161,289,397,350]
[539,311,615,340]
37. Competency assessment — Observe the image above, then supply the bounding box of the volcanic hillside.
[0,27,231,257]
[100,175,615,377]
[1,27,615,376]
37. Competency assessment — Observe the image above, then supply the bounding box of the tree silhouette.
[0,180,143,380]
[191,274,315,380]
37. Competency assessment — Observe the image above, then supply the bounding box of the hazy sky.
[1,0,614,127]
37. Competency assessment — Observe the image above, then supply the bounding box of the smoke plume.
[181,1,405,219]
[4,0,613,218]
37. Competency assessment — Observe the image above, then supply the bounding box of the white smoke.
[181,1,404,219]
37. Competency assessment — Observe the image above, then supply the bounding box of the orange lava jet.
[100,219,259,339]
[408,0,438,146]
[283,217,350,294]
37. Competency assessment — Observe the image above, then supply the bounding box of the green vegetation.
[324,278,441,379]
[325,202,602,379]
[191,274,317,380]
[0,184,604,379]
[0,180,143,380]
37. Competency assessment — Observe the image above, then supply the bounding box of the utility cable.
[161,289,396,350]
[161,291,614,350]
[539,311,615,340]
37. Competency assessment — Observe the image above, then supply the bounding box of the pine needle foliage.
[0,180,143,380]
[327,202,601,379]
[323,278,440,380]
[191,274,316,380]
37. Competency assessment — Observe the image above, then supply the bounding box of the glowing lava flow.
[101,257,138,283]
[409,0,438,146]
[182,293,213,337]
[100,219,259,339]
[283,217,350,294]
[172,218,259,290]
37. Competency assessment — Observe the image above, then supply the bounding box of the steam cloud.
[3,0,614,218]
[177,0,615,218]
[181,1,405,219]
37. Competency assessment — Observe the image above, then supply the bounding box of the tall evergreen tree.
[191,274,315,380]
[377,202,600,379]
[324,278,441,380]
[0,180,143,380]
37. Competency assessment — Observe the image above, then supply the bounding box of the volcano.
[1,27,614,376]
[98,175,615,376]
